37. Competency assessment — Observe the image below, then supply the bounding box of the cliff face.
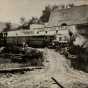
[48,5,88,26]
[47,5,88,47]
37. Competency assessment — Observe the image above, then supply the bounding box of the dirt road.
[0,49,88,88]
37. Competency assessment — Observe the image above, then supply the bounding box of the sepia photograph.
[0,0,88,88]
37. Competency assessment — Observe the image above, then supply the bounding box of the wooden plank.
[0,66,43,73]
[51,77,65,88]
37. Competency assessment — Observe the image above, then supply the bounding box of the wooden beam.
[0,66,43,73]
[51,77,65,88]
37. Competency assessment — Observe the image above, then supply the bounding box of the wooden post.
[51,77,65,88]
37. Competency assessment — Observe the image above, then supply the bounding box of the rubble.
[0,49,87,88]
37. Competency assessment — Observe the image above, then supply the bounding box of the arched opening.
[56,30,58,34]
[45,31,47,34]
[61,23,67,26]
[60,23,67,30]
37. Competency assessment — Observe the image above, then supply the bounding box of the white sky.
[0,0,88,23]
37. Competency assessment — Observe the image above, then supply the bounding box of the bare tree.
[3,22,12,32]
[20,17,26,25]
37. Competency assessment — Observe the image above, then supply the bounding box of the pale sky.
[0,0,88,23]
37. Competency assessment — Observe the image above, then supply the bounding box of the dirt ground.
[0,48,88,88]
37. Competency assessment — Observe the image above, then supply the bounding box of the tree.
[52,5,58,11]
[20,17,26,25]
[29,17,38,24]
[3,22,12,32]
[68,3,75,8]
[39,5,52,23]
[17,17,29,29]
[17,17,38,29]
